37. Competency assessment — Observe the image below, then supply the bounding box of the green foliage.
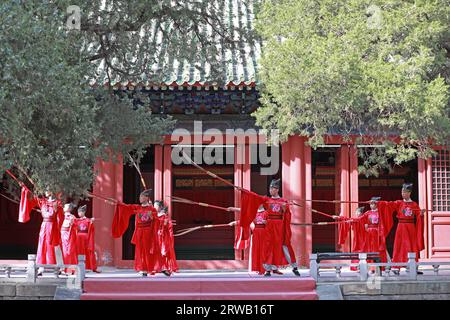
[254,0,450,173]
[0,1,252,197]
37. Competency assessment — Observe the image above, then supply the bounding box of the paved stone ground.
[82,267,312,278]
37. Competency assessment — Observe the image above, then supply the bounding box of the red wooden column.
[163,145,172,216]
[349,145,359,251]
[113,156,124,266]
[154,145,164,202]
[93,157,119,266]
[288,135,304,266]
[242,144,252,260]
[426,158,434,259]
[338,145,351,252]
[418,158,429,259]
[281,137,292,202]
[281,136,292,258]
[234,143,244,260]
[303,143,313,265]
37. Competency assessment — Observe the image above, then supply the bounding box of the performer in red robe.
[75,205,98,272]
[380,183,424,274]
[61,203,78,274]
[335,206,367,271]
[154,201,178,276]
[338,198,392,269]
[250,206,268,275]
[19,185,63,276]
[232,179,300,277]
[111,189,158,276]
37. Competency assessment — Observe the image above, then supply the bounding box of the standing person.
[380,183,425,274]
[361,197,389,264]
[335,206,366,271]
[336,198,391,270]
[19,185,63,276]
[111,189,158,276]
[75,205,99,273]
[261,179,299,276]
[230,179,300,277]
[249,206,268,275]
[154,201,178,276]
[61,203,78,274]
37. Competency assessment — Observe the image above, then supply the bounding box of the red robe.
[352,208,389,263]
[61,213,78,265]
[235,191,296,268]
[385,200,424,263]
[19,186,63,265]
[337,214,366,252]
[112,202,158,273]
[250,210,268,274]
[237,190,266,242]
[155,212,178,273]
[75,217,97,271]
[338,203,393,267]
[263,197,293,267]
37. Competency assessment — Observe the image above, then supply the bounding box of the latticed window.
[432,149,450,211]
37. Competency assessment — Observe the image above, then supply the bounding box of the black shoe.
[417,271,423,275]
[264,271,271,277]
[292,268,301,277]
[162,270,171,277]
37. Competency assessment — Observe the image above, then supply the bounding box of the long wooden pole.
[127,152,147,189]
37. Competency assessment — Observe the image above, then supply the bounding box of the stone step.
[81,291,318,300]
[83,277,317,294]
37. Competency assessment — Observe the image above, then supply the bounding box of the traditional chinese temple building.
[1,2,449,268]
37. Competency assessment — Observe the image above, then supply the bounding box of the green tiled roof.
[92,0,261,87]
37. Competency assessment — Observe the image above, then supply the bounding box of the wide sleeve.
[18,186,38,223]
[238,190,266,241]
[414,203,425,252]
[283,203,292,246]
[377,201,394,238]
[351,213,368,252]
[112,203,136,238]
[50,202,64,246]
[240,190,266,239]
[87,220,95,251]
[337,216,352,246]
[234,220,251,250]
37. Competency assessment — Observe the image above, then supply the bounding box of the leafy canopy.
[254,0,450,174]
[0,0,255,197]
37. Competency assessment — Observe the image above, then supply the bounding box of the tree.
[0,0,257,197]
[254,0,450,175]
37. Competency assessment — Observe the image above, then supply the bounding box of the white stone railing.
[1,254,86,289]
[310,252,450,282]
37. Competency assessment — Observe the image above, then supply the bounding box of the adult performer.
[379,183,425,274]
[230,179,300,277]
[19,185,63,276]
[111,189,158,276]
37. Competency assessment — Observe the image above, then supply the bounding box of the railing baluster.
[335,266,342,278]
[26,254,37,283]
[433,264,439,276]
[309,254,318,281]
